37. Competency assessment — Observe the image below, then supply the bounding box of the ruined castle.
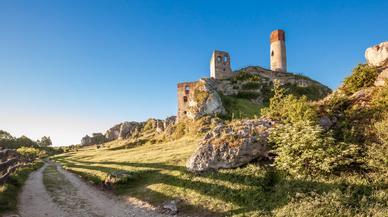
[177,29,288,120]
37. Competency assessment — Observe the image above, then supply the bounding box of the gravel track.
[17,162,167,217]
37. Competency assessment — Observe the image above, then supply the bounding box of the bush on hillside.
[261,80,317,124]
[269,120,360,177]
[372,82,388,111]
[342,64,379,94]
[366,113,388,173]
[283,83,330,100]
[241,82,261,90]
[263,81,364,177]
[232,70,261,82]
[0,160,43,212]
[16,147,47,159]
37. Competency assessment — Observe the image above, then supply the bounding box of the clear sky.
[0,0,387,146]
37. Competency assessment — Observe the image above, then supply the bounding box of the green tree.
[38,136,52,147]
[15,135,37,147]
[0,130,13,139]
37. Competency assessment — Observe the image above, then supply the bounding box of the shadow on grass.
[52,158,387,216]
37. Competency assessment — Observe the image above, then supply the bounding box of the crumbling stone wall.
[177,81,199,120]
[210,50,233,79]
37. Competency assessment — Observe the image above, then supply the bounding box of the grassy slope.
[221,95,262,119]
[53,136,387,217]
[0,160,44,214]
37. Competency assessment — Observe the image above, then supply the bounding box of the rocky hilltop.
[81,116,176,146]
[80,67,331,146]
[181,66,331,121]
[186,41,388,172]
[81,40,387,175]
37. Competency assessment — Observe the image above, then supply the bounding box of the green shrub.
[366,113,388,172]
[242,82,261,90]
[232,70,261,82]
[261,80,317,124]
[342,64,379,94]
[372,83,388,111]
[16,147,47,159]
[0,160,43,213]
[236,91,261,99]
[283,83,330,100]
[269,121,360,177]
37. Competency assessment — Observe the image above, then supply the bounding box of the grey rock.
[186,119,274,172]
[319,116,333,130]
[164,116,176,129]
[162,200,178,215]
[104,122,143,141]
[104,171,132,189]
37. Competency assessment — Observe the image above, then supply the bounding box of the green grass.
[52,136,387,216]
[0,160,44,213]
[221,95,262,119]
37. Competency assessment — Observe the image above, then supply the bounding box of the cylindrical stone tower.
[270,29,287,72]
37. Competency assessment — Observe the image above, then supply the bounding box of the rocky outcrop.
[374,68,388,87]
[365,42,388,67]
[164,116,176,128]
[81,116,177,145]
[81,133,106,146]
[186,119,274,172]
[186,79,226,120]
[104,122,143,141]
[143,117,176,133]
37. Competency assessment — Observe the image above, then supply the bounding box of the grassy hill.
[52,64,387,216]
[53,134,387,216]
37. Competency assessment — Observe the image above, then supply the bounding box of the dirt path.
[18,162,167,217]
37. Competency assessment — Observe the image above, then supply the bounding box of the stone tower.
[210,50,233,79]
[270,29,287,72]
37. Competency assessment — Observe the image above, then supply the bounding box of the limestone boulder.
[187,79,226,120]
[104,122,143,141]
[119,122,143,139]
[156,120,164,133]
[365,42,388,67]
[104,124,121,141]
[186,119,274,172]
[81,133,106,146]
[164,116,176,129]
[374,68,388,87]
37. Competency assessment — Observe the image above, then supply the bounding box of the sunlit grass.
[53,136,388,216]
[0,160,44,214]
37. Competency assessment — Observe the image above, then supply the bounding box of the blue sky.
[0,0,387,146]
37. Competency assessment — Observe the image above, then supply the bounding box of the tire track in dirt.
[18,162,167,217]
